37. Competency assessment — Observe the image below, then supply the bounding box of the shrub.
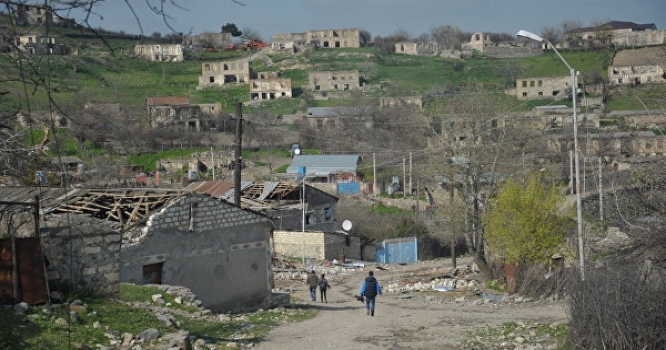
[566,263,666,349]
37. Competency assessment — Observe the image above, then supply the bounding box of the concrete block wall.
[272,230,325,260]
[272,230,365,261]
[146,195,265,233]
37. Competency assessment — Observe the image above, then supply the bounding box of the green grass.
[372,203,409,215]
[606,84,666,111]
[465,322,570,349]
[0,283,316,350]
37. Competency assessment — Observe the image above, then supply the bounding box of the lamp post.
[517,29,585,280]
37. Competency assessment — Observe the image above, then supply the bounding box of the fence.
[375,237,418,264]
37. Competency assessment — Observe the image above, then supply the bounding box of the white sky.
[65,0,666,40]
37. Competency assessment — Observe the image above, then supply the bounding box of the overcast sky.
[69,0,666,40]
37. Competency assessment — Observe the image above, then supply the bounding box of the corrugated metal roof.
[286,155,359,175]
[185,180,235,199]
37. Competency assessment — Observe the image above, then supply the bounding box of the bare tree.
[540,26,561,46]
[561,19,584,48]
[430,25,467,50]
[241,27,263,42]
[420,85,523,275]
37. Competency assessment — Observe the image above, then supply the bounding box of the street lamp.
[517,29,585,280]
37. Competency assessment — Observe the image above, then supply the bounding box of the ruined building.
[250,71,293,101]
[514,76,572,100]
[198,60,252,88]
[395,41,439,56]
[134,44,183,62]
[308,70,361,91]
[272,28,361,50]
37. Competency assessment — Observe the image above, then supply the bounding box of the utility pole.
[409,152,413,196]
[234,102,242,207]
[599,157,604,228]
[373,152,377,196]
[211,146,215,181]
[402,158,406,199]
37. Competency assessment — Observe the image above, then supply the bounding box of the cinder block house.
[0,187,276,313]
[186,180,339,232]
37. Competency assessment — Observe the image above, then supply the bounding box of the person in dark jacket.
[306,270,318,302]
[319,273,331,303]
[359,270,382,316]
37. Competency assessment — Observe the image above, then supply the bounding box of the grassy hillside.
[2,30,624,117]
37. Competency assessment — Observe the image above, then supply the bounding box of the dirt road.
[256,258,567,350]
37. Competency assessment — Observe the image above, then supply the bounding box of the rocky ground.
[260,256,568,350]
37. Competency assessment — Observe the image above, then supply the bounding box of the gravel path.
[256,258,568,350]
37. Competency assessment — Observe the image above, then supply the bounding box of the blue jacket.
[360,276,382,297]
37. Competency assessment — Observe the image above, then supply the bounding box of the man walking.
[359,270,382,316]
[306,270,318,302]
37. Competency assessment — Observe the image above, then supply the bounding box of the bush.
[566,263,666,349]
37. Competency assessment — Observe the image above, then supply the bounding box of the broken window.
[538,92,543,96]
[530,81,535,87]
[522,81,527,87]
[522,92,527,97]
[209,77,215,83]
[143,262,163,284]
[538,80,543,87]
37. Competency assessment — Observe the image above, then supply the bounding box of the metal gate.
[0,237,49,304]
[375,237,418,264]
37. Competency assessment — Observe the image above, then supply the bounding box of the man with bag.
[359,270,382,316]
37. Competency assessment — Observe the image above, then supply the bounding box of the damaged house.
[146,96,223,130]
[198,60,252,89]
[185,181,373,261]
[250,71,293,101]
[1,187,275,313]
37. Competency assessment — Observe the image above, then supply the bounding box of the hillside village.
[1,3,666,349]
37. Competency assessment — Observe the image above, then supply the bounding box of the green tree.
[221,23,243,37]
[483,173,573,264]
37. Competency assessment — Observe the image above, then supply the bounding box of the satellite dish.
[342,220,352,232]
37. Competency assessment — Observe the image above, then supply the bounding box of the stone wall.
[41,216,121,297]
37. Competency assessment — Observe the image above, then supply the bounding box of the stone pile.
[386,276,480,294]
